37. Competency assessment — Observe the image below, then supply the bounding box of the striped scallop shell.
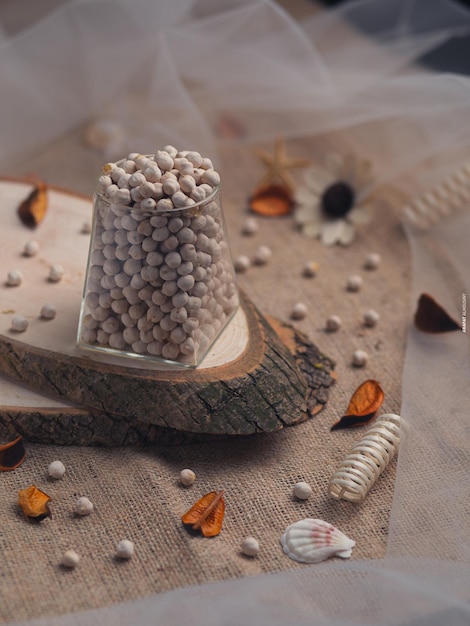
[280,518,355,564]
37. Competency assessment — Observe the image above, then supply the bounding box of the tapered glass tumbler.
[77,168,239,367]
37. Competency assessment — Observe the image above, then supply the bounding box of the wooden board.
[0,180,335,444]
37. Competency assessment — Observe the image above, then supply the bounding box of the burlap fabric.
[0,126,410,622]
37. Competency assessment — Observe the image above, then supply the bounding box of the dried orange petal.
[18,182,48,228]
[331,380,384,431]
[414,293,460,333]
[18,485,51,521]
[249,184,293,217]
[182,491,225,537]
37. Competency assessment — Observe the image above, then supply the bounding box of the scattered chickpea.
[326,315,341,332]
[241,217,258,236]
[11,315,28,332]
[75,496,93,516]
[6,269,23,287]
[234,255,251,273]
[48,460,66,479]
[115,539,135,560]
[23,240,40,257]
[302,261,319,278]
[49,264,64,283]
[240,536,260,557]
[291,302,308,320]
[352,349,368,367]
[363,309,380,327]
[253,245,272,265]
[364,253,381,270]
[179,468,196,487]
[346,275,363,292]
[40,304,57,320]
[293,481,312,500]
[61,550,80,568]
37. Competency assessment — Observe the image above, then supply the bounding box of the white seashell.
[280,518,355,564]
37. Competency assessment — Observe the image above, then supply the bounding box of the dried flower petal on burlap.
[295,153,374,246]
[18,485,51,521]
[181,491,225,537]
[331,379,384,431]
[414,293,461,333]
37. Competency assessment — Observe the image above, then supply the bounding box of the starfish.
[255,138,311,191]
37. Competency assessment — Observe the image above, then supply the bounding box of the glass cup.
[77,166,239,367]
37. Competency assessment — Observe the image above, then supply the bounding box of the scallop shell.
[280,518,355,564]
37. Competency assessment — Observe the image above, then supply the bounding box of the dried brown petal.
[331,379,384,431]
[0,436,26,471]
[182,491,225,537]
[17,182,48,228]
[18,485,51,521]
[250,183,293,217]
[414,293,460,333]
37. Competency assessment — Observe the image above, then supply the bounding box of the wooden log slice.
[0,179,335,444]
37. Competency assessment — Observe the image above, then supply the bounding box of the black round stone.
[321,182,355,218]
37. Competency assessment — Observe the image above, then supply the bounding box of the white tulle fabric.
[3,0,470,624]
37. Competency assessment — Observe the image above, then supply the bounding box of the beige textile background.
[0,2,412,624]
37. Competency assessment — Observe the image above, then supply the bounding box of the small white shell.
[280,518,355,564]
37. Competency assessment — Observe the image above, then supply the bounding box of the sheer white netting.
[2,0,470,624]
